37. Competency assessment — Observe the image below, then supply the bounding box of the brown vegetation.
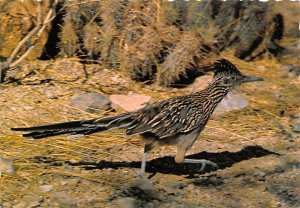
[1,0,298,85]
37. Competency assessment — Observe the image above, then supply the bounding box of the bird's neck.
[205,81,231,104]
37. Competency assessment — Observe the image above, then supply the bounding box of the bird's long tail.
[11,113,134,139]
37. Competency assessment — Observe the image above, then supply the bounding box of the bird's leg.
[139,151,148,175]
[183,159,218,171]
[138,143,153,176]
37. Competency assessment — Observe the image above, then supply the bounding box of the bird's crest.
[214,59,242,76]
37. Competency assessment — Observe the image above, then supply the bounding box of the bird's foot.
[134,170,149,180]
[184,159,218,171]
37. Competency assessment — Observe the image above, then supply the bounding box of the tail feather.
[22,126,107,139]
[11,119,97,131]
[11,113,134,139]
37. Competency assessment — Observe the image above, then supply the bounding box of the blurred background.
[0,0,299,85]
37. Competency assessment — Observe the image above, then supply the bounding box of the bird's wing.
[126,96,205,138]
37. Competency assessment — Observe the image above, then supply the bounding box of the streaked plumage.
[12,59,263,174]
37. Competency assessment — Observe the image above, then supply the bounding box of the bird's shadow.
[62,145,278,176]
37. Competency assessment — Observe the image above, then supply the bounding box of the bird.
[11,59,263,175]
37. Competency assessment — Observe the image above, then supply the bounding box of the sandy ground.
[0,58,299,208]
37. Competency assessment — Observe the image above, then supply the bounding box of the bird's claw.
[199,159,218,171]
[184,158,218,171]
[135,171,149,180]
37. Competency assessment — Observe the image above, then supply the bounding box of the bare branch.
[9,0,58,68]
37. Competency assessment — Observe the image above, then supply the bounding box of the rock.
[189,75,213,93]
[14,195,43,208]
[185,184,196,192]
[275,91,281,99]
[68,178,80,187]
[70,92,111,113]
[116,197,139,208]
[23,105,34,110]
[60,181,68,186]
[162,185,177,195]
[292,122,300,133]
[257,65,266,72]
[266,169,300,207]
[253,168,266,181]
[130,178,162,200]
[12,201,27,208]
[214,90,249,115]
[110,92,152,112]
[283,65,300,77]
[0,157,16,174]
[2,202,12,208]
[44,89,58,99]
[162,182,185,195]
[169,182,185,190]
[40,184,53,193]
[55,194,77,208]
[253,168,266,177]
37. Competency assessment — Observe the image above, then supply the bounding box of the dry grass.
[53,0,300,86]
[0,1,299,205]
[0,54,299,203]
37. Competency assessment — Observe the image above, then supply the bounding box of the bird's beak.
[242,75,264,83]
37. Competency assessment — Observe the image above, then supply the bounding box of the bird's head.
[213,59,263,90]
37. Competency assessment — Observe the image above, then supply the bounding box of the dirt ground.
[0,58,299,208]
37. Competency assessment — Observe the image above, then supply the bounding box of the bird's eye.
[232,77,236,81]
[224,78,230,84]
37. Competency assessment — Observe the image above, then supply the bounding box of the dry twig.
[0,0,58,83]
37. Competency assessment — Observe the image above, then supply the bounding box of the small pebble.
[0,157,16,174]
[274,91,281,99]
[68,178,80,186]
[2,202,12,208]
[253,168,266,181]
[44,89,58,99]
[131,178,162,200]
[70,92,111,113]
[257,65,266,72]
[110,92,152,112]
[24,105,34,110]
[116,197,138,208]
[185,184,195,192]
[292,123,300,132]
[40,185,53,193]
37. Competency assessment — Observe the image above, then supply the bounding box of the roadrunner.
[12,59,263,174]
